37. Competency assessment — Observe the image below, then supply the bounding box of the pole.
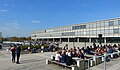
[88,59,90,70]
[104,53,107,70]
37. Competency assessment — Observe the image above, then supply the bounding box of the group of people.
[10,45,21,64]
[28,41,61,52]
[54,43,120,66]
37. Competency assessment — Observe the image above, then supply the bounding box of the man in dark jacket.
[11,46,16,63]
[16,45,21,64]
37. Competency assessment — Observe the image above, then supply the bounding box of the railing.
[46,51,120,70]
[87,51,120,70]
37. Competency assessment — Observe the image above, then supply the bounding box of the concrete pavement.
[1,49,120,70]
[0,50,70,70]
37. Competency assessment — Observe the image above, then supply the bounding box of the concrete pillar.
[77,38,79,42]
[68,38,69,42]
[104,37,106,43]
[60,38,61,42]
[53,38,55,42]
[89,38,91,43]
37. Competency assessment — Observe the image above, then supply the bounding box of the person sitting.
[66,50,73,66]
[108,47,113,53]
[63,44,68,51]
[81,47,85,54]
[55,51,62,63]
[97,48,103,55]
[84,46,90,54]
[118,44,120,51]
[61,51,66,63]
[78,50,84,59]
[32,47,37,53]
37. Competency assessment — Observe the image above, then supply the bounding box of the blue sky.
[0,0,120,37]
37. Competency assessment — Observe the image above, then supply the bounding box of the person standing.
[11,46,16,63]
[16,45,21,64]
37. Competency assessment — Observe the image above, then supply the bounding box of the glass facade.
[72,25,86,30]
[114,29,119,33]
[109,21,114,26]
[32,18,120,43]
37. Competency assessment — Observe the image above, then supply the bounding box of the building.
[0,32,2,42]
[31,18,120,48]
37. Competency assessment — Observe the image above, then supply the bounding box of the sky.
[0,0,120,37]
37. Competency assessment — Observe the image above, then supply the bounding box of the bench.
[46,55,74,69]
[49,60,73,68]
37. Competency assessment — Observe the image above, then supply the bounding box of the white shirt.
[55,54,61,61]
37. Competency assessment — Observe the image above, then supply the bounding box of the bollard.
[88,59,90,70]
[102,56,104,61]
[46,59,49,64]
[104,53,107,70]
[93,56,97,65]
[77,60,80,67]
[90,60,95,66]
[51,55,54,60]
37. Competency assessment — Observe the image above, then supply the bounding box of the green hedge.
[20,45,48,50]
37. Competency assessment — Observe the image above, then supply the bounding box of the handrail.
[87,51,120,70]
[87,51,120,60]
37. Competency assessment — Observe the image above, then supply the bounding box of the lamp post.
[98,34,102,47]
[85,38,86,48]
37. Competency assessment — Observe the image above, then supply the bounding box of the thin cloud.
[32,20,40,23]
[2,0,15,7]
[0,10,8,12]
[0,21,20,37]
[3,3,15,7]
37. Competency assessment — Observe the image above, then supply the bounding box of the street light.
[98,34,102,47]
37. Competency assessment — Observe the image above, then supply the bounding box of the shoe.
[16,62,20,64]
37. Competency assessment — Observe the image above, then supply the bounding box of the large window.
[62,32,75,36]
[81,25,86,29]
[72,25,86,30]
[69,38,77,42]
[79,38,89,42]
[109,21,114,26]
[106,37,120,43]
[114,29,119,33]
[118,20,120,25]
[72,26,81,30]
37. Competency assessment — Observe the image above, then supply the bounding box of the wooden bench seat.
[49,60,73,68]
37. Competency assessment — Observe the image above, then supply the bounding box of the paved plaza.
[1,49,120,70]
[0,50,70,70]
